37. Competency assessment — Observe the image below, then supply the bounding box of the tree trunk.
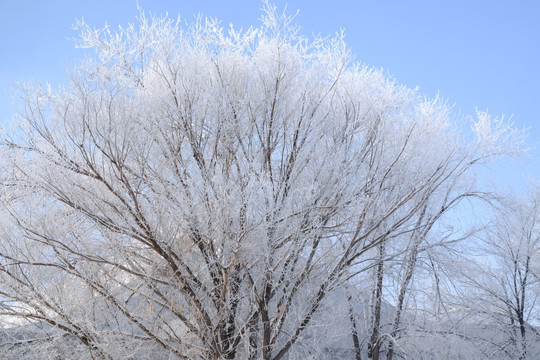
[368,243,385,360]
[346,283,362,360]
[387,238,419,360]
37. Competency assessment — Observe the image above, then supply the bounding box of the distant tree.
[459,187,540,360]
[0,2,520,359]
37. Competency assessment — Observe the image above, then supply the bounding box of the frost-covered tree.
[364,166,491,360]
[458,187,540,360]
[0,3,520,359]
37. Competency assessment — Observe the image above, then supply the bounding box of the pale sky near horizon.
[1,0,539,192]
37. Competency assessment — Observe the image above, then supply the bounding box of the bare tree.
[0,3,521,359]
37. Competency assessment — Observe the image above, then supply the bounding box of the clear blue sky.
[1,0,539,190]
